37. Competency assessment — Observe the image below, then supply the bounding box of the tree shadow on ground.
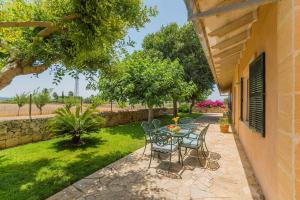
[0,150,138,200]
[49,151,165,200]
[50,134,106,152]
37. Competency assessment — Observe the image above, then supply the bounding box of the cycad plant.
[48,106,105,144]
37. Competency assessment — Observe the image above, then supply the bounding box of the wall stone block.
[0,108,170,149]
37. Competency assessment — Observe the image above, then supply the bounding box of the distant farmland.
[0,103,149,118]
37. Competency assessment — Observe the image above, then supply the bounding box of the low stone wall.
[0,108,169,149]
[0,117,53,149]
[100,108,167,127]
[196,107,227,113]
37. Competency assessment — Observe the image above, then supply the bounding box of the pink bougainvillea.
[195,100,225,109]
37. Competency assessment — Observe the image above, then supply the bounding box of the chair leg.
[148,150,153,168]
[201,146,207,158]
[142,141,147,156]
[180,150,184,166]
[184,147,187,155]
[196,149,202,166]
[204,141,209,157]
[168,153,172,173]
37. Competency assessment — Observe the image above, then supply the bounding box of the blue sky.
[0,0,223,100]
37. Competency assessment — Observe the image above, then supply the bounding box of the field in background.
[0,102,173,118]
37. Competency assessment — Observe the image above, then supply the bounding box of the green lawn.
[0,112,201,200]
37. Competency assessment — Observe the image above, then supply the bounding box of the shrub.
[195,100,225,109]
[218,117,229,125]
[48,106,105,144]
[178,104,189,113]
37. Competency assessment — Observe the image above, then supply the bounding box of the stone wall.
[0,117,53,149]
[100,108,167,127]
[196,107,227,113]
[0,108,169,149]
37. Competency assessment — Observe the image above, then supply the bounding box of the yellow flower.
[172,117,180,123]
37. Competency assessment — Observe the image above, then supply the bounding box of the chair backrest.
[152,119,161,129]
[141,121,154,136]
[150,130,173,147]
[179,117,194,124]
[197,124,210,145]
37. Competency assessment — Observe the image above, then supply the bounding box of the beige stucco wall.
[230,1,299,199]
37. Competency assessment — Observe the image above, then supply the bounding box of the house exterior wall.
[230,1,299,199]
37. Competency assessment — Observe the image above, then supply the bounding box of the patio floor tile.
[48,113,264,200]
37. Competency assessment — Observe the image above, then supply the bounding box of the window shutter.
[240,78,244,121]
[249,53,265,137]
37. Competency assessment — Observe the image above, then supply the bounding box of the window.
[246,79,249,121]
[249,53,265,137]
[240,77,244,121]
[241,77,249,122]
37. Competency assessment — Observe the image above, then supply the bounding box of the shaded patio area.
[48,113,264,200]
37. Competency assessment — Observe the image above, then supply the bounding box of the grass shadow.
[50,134,106,152]
[0,150,135,200]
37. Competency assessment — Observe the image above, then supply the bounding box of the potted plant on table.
[218,117,229,133]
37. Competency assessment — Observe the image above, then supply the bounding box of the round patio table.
[158,125,192,164]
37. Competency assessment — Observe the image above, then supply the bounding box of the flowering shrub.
[195,100,225,109]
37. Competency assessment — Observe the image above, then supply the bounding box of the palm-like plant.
[48,106,105,144]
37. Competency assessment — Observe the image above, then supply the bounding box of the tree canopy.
[100,51,188,122]
[142,23,214,112]
[0,0,156,89]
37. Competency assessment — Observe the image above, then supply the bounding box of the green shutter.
[249,53,265,137]
[240,78,244,121]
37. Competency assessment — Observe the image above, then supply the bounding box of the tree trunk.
[110,100,113,112]
[17,107,20,116]
[173,99,178,117]
[148,104,154,123]
[39,108,42,115]
[189,99,195,114]
[0,59,48,90]
[71,135,81,144]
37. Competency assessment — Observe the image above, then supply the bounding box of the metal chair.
[141,121,155,155]
[180,124,210,165]
[178,117,197,131]
[152,119,161,129]
[179,117,194,124]
[148,130,181,172]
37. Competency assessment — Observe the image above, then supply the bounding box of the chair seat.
[179,124,197,131]
[152,143,178,153]
[181,138,201,148]
[187,133,198,139]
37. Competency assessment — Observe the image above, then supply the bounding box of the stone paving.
[48,113,264,200]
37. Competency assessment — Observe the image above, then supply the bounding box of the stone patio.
[48,113,264,200]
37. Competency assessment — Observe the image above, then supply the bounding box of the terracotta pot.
[220,124,229,133]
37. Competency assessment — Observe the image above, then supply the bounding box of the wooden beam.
[189,0,276,19]
[215,0,246,8]
[215,59,238,69]
[213,44,244,59]
[215,53,240,65]
[209,12,256,37]
[211,30,249,50]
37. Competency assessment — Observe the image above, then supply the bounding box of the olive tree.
[0,0,156,90]
[115,51,187,122]
[33,89,51,115]
[13,93,28,116]
[143,23,214,113]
